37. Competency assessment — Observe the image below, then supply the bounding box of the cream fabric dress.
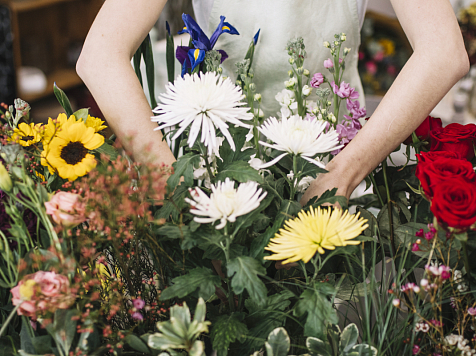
[192,0,367,116]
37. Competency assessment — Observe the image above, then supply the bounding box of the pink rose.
[11,271,75,319]
[45,191,86,228]
[323,58,334,69]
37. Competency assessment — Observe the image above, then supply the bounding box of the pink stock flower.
[330,81,359,100]
[323,58,334,69]
[11,271,75,320]
[45,191,86,228]
[310,73,324,88]
[346,99,366,119]
[132,312,144,321]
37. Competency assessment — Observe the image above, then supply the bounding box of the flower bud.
[327,101,332,107]
[323,59,334,69]
[392,299,400,307]
[235,80,242,87]
[420,279,428,288]
[302,85,311,97]
[340,34,346,41]
[254,93,262,102]
[321,108,327,115]
[248,83,256,92]
[329,113,337,123]
[323,41,330,48]
[303,69,310,77]
[0,162,12,192]
[334,41,339,46]
[288,70,294,78]
[344,47,351,56]
[217,67,223,74]
[254,108,264,118]
[288,57,295,65]
[296,67,304,75]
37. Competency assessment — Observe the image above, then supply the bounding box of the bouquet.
[1,12,476,356]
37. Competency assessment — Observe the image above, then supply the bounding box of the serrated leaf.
[53,83,73,116]
[265,328,290,356]
[227,256,267,303]
[356,207,378,238]
[308,188,347,210]
[211,314,248,356]
[294,285,338,338]
[167,153,201,193]
[156,183,189,220]
[339,324,358,353]
[215,161,262,183]
[160,267,221,300]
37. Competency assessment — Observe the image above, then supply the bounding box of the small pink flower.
[366,61,377,75]
[132,312,143,321]
[468,307,476,316]
[346,99,366,119]
[415,229,424,237]
[133,298,145,310]
[412,243,420,252]
[45,191,86,228]
[330,81,359,100]
[424,231,434,241]
[413,345,420,355]
[373,51,385,62]
[339,58,343,64]
[323,58,334,69]
[310,73,324,88]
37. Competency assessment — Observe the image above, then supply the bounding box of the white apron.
[199,0,364,116]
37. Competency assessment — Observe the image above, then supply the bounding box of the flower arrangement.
[0,13,476,356]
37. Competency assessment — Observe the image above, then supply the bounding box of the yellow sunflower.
[42,113,73,145]
[41,120,104,181]
[264,206,368,265]
[85,115,107,132]
[9,122,42,147]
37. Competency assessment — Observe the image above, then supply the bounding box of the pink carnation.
[323,58,334,69]
[11,271,75,319]
[45,191,86,228]
[310,73,324,88]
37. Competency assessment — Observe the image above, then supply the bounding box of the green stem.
[382,161,396,256]
[223,227,236,312]
[203,154,215,183]
[311,254,320,282]
[299,261,309,285]
[0,303,22,338]
[368,172,384,207]
[289,156,298,200]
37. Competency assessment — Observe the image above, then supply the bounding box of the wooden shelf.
[1,0,103,102]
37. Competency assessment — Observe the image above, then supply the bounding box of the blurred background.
[1,0,475,127]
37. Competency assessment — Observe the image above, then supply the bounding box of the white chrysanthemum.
[185,178,267,229]
[258,115,342,168]
[152,72,253,154]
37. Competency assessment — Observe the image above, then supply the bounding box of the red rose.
[431,177,476,230]
[416,150,462,163]
[415,156,476,198]
[403,116,442,145]
[430,123,476,160]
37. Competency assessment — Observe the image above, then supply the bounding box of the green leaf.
[294,285,338,338]
[211,314,248,356]
[227,256,267,303]
[307,188,347,210]
[265,328,290,356]
[31,336,52,355]
[45,309,78,355]
[53,83,73,116]
[215,161,262,184]
[160,267,221,300]
[166,22,176,83]
[306,337,332,356]
[356,207,378,238]
[125,334,151,354]
[167,153,201,193]
[156,183,189,220]
[339,324,358,353]
[143,34,157,108]
[73,108,89,122]
[133,48,143,87]
[94,142,118,160]
[350,344,378,356]
[377,203,401,239]
[456,232,468,242]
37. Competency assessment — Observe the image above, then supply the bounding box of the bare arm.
[76,0,176,166]
[301,0,469,205]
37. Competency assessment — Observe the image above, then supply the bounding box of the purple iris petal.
[188,48,206,71]
[217,50,229,63]
[253,29,260,45]
[182,14,211,50]
[210,16,239,48]
[176,46,192,65]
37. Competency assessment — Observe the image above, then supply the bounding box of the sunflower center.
[60,141,88,165]
[21,135,34,142]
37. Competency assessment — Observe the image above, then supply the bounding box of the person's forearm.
[76,0,175,166]
[302,0,469,204]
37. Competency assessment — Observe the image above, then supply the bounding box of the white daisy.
[258,115,342,168]
[152,72,253,155]
[185,178,267,229]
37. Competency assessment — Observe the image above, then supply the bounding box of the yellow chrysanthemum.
[41,120,104,181]
[85,115,107,132]
[9,122,42,147]
[264,207,369,264]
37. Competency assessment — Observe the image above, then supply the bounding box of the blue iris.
[176,14,239,76]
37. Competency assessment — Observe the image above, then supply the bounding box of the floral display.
[1,13,476,356]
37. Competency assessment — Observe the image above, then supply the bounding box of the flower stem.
[368,172,384,208]
[0,302,22,338]
[203,154,215,183]
[382,161,396,256]
[299,261,309,285]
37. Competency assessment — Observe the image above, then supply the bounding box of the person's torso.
[191,0,366,116]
